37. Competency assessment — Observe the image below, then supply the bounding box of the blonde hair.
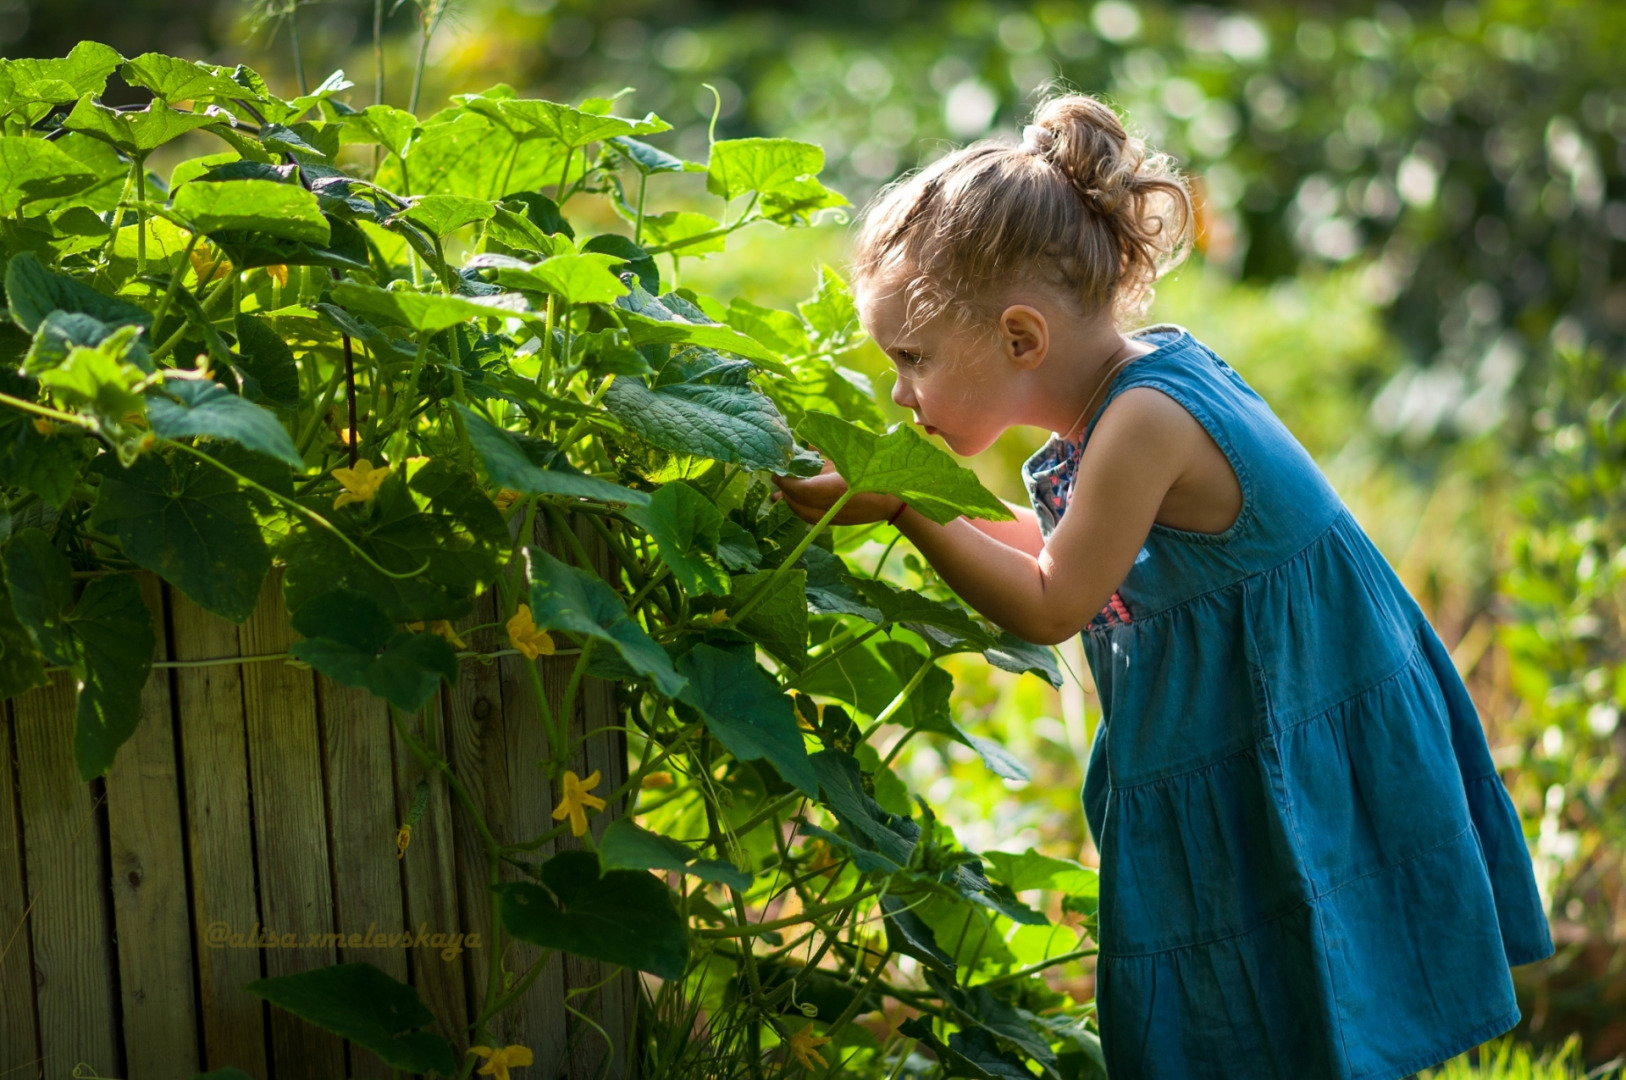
[851,93,1194,336]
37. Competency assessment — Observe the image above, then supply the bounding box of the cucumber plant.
[0,44,1104,1080]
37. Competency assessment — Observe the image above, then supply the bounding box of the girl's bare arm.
[966,501,1045,557]
[773,388,1193,645]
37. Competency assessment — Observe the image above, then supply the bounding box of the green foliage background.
[4,0,1624,1070]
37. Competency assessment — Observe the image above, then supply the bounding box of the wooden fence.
[0,515,636,1080]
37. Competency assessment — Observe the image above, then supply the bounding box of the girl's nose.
[890,373,915,410]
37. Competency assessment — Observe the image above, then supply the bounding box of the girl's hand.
[771,459,903,526]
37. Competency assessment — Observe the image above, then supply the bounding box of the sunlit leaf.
[62,95,217,155]
[0,137,99,218]
[706,137,825,201]
[172,178,331,245]
[797,412,1012,524]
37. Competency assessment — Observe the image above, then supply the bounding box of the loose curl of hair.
[851,92,1194,338]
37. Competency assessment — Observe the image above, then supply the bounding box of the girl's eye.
[896,351,923,368]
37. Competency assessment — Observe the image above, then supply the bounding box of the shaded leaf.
[676,643,818,798]
[525,544,685,697]
[0,137,99,217]
[599,817,752,890]
[723,568,807,672]
[147,374,303,468]
[623,480,727,595]
[66,574,154,780]
[458,404,649,506]
[6,251,150,333]
[499,850,688,978]
[604,376,793,473]
[233,313,300,407]
[0,565,47,699]
[288,589,458,711]
[90,448,273,624]
[246,963,458,1076]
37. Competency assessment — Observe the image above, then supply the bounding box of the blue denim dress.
[1020,326,1552,1080]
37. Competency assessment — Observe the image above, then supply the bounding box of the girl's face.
[856,278,1021,457]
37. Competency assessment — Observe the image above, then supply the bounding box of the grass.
[1414,1036,1624,1080]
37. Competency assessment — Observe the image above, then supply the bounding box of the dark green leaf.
[801,546,882,620]
[724,568,807,672]
[676,643,818,798]
[609,135,699,175]
[984,632,1063,688]
[798,412,1012,525]
[288,589,458,711]
[623,480,727,595]
[599,817,752,890]
[498,849,688,978]
[0,397,87,506]
[90,449,272,623]
[233,314,300,407]
[457,404,649,506]
[2,528,75,667]
[146,374,304,469]
[525,545,685,697]
[0,571,47,699]
[604,376,793,472]
[67,574,154,780]
[191,1070,255,1080]
[246,963,457,1076]
[582,233,658,295]
[6,251,151,333]
[882,897,958,976]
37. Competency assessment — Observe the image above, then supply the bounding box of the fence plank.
[0,700,41,1080]
[316,678,409,1080]
[105,575,199,1078]
[12,670,118,1077]
[168,586,270,1078]
[237,572,345,1078]
[391,692,471,1050]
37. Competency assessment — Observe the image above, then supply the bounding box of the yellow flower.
[265,264,289,288]
[190,241,232,282]
[32,418,59,436]
[551,768,606,837]
[469,1044,533,1080]
[332,459,391,508]
[506,604,555,660]
[395,823,411,860]
[409,619,468,650]
[787,1025,831,1070]
[641,770,674,789]
[493,487,524,512]
[804,838,839,879]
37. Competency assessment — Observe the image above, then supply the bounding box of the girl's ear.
[999,304,1049,370]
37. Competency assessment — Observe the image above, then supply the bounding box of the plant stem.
[862,657,934,740]
[133,157,147,279]
[287,1,309,96]
[373,0,385,106]
[726,490,852,627]
[695,887,882,939]
[408,6,436,115]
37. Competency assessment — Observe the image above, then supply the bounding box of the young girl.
[771,94,1553,1080]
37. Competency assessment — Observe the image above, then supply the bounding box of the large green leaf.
[341,104,418,158]
[676,643,818,798]
[146,374,303,469]
[475,97,670,150]
[62,96,217,154]
[476,251,629,306]
[379,109,574,201]
[0,137,99,217]
[120,53,250,103]
[599,817,752,890]
[6,251,150,333]
[797,412,1013,525]
[623,480,728,596]
[246,963,458,1076]
[288,589,458,711]
[706,137,825,201]
[0,569,47,699]
[457,404,649,506]
[90,448,274,624]
[525,545,685,697]
[724,568,807,672]
[614,286,788,371]
[0,42,123,119]
[0,373,87,506]
[393,193,494,239]
[35,328,151,440]
[604,376,793,472]
[330,282,528,335]
[172,179,330,245]
[498,850,688,979]
[979,848,1099,900]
